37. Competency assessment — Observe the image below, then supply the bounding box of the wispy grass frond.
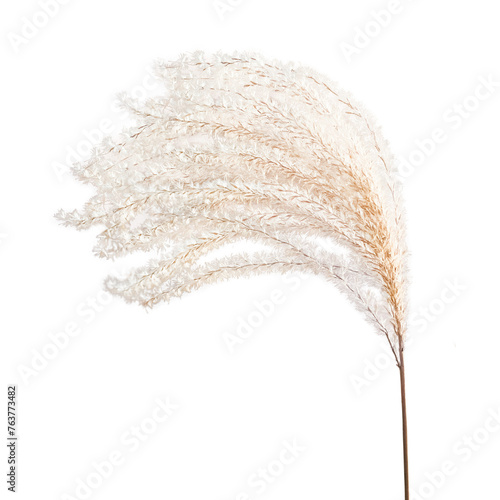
[57,51,408,354]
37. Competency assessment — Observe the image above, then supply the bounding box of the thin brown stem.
[398,336,409,500]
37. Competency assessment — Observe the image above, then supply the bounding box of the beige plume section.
[57,52,408,351]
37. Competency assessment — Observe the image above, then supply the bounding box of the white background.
[1,0,500,499]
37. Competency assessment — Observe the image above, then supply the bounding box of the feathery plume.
[57,52,410,498]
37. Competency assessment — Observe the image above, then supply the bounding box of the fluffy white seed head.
[57,52,409,357]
